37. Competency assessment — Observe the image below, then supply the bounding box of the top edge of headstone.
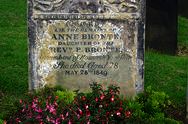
[29,0,143,14]
[28,0,145,20]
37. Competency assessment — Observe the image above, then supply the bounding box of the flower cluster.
[8,95,65,124]
[7,83,132,123]
[71,82,132,123]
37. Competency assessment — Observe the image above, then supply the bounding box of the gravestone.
[146,0,177,55]
[28,0,145,96]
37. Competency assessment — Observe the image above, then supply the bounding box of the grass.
[0,0,28,95]
[0,0,28,118]
[145,51,187,106]
[178,16,188,47]
[0,0,188,122]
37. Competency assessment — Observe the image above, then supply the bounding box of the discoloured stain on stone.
[28,0,145,97]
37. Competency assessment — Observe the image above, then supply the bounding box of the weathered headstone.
[146,0,177,55]
[28,0,145,96]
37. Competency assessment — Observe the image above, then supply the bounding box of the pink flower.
[116,111,121,116]
[100,94,105,100]
[110,95,114,102]
[45,105,56,115]
[68,120,72,124]
[28,112,32,118]
[19,99,22,104]
[54,101,58,107]
[35,114,42,121]
[85,105,89,109]
[46,116,50,122]
[60,114,65,120]
[78,108,83,115]
[77,113,81,119]
[37,108,42,113]
[33,98,38,103]
[125,111,131,118]
[49,107,56,115]
[16,118,21,123]
[55,118,61,124]
[47,117,60,124]
[31,102,37,109]
[87,120,90,124]
[66,112,69,117]
[40,122,44,124]
[95,97,99,102]
[51,118,61,124]
[21,108,25,112]
[46,104,56,115]
[82,96,86,101]
[50,119,55,123]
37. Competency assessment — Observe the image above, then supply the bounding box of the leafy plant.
[55,90,76,105]
[137,86,172,116]
[0,118,4,124]
[6,83,182,124]
[6,83,131,123]
[71,82,131,123]
[126,86,181,124]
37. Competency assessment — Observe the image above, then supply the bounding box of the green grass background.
[178,16,188,47]
[0,0,188,120]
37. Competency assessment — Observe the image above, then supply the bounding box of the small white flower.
[99,105,103,108]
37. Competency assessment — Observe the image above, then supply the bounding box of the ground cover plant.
[6,83,181,124]
[0,0,187,123]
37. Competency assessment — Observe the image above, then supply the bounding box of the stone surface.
[28,0,145,96]
[146,0,177,55]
